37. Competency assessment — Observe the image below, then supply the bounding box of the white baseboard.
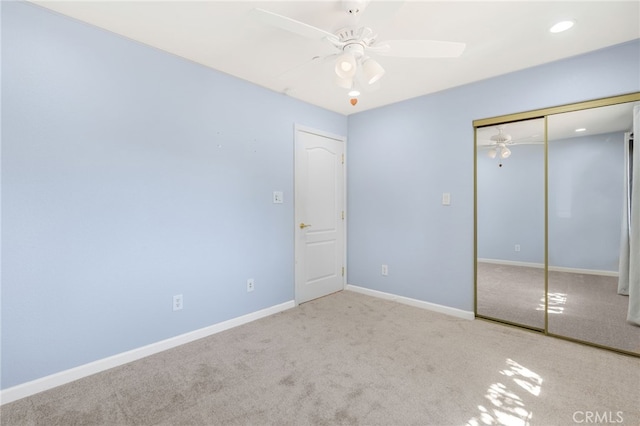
[478,258,544,269]
[549,265,618,277]
[346,285,474,320]
[0,300,295,405]
[477,258,619,277]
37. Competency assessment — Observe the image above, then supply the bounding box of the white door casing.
[294,125,346,304]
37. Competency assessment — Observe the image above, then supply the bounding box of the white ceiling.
[31,1,640,116]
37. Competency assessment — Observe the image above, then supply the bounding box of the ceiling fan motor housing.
[490,133,512,144]
[343,42,365,58]
[334,27,376,56]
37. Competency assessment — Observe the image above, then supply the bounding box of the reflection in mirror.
[547,102,640,355]
[476,118,545,329]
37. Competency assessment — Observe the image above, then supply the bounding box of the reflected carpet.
[477,261,640,354]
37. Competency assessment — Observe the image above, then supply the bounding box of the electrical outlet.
[381,264,389,276]
[515,244,521,252]
[173,294,183,311]
[247,278,255,292]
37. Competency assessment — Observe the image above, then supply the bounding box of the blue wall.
[347,40,640,310]
[1,2,346,389]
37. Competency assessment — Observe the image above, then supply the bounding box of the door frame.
[293,123,347,305]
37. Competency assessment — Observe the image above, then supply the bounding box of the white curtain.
[618,105,640,325]
[618,131,632,296]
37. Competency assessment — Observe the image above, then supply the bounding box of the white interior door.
[295,125,346,304]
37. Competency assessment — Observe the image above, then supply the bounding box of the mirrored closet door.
[547,103,640,354]
[475,93,640,356]
[476,118,545,330]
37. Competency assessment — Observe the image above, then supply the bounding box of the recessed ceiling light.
[348,89,360,97]
[575,128,586,132]
[550,20,575,33]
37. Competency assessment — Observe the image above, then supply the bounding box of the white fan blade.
[376,40,466,58]
[250,8,339,42]
[511,141,545,146]
[510,138,545,146]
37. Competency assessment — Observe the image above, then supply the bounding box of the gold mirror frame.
[473,92,640,357]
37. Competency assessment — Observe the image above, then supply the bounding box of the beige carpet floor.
[2,290,639,425]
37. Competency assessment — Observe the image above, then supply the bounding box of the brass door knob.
[299,222,312,229]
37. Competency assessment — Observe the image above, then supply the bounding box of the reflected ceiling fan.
[479,125,544,160]
[250,0,466,104]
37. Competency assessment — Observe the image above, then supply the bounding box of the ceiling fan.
[250,0,466,103]
[478,125,544,160]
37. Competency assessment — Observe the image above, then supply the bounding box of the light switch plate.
[273,191,283,204]
[442,192,451,206]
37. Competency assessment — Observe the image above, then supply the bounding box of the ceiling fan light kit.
[335,51,357,78]
[500,146,512,159]
[361,56,385,84]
